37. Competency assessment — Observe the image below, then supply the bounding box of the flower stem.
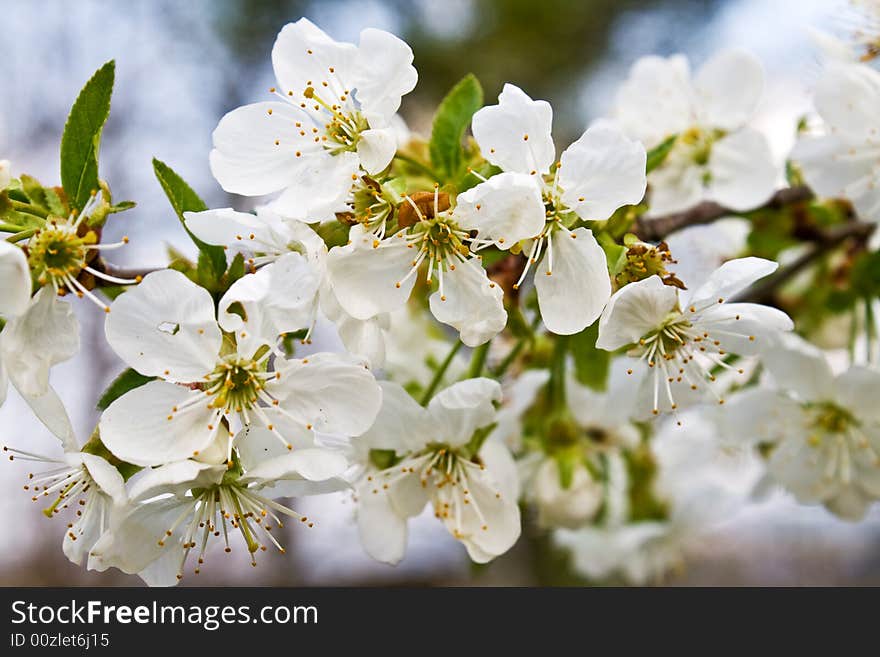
[492,315,542,378]
[5,228,37,243]
[466,342,490,379]
[548,335,568,412]
[421,340,463,405]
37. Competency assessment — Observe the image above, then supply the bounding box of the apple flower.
[613,50,777,216]
[209,18,417,220]
[352,379,520,565]
[462,84,646,334]
[721,333,880,520]
[89,433,349,585]
[597,257,793,415]
[99,267,382,467]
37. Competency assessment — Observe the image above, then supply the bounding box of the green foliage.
[97,368,155,411]
[152,158,227,290]
[429,74,484,182]
[60,61,115,211]
[569,321,610,391]
[645,135,677,174]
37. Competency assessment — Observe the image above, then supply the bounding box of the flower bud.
[533,458,602,529]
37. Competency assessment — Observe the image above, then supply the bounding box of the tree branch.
[635,186,814,241]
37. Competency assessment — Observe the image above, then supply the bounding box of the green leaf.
[570,321,610,391]
[645,134,677,174]
[596,231,627,277]
[61,61,115,211]
[225,252,246,287]
[97,368,155,411]
[152,158,227,287]
[429,74,484,181]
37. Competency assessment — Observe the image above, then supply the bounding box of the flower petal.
[697,302,793,355]
[1,288,79,397]
[559,125,647,220]
[472,83,555,174]
[597,275,678,351]
[268,352,382,437]
[100,381,218,467]
[535,227,611,335]
[0,241,30,318]
[352,27,417,121]
[357,127,397,174]
[128,459,225,502]
[327,227,415,320]
[183,208,281,252]
[236,426,316,469]
[645,155,705,216]
[105,270,221,382]
[357,481,409,565]
[218,252,320,356]
[80,453,127,505]
[454,172,545,246]
[357,380,432,453]
[428,258,506,346]
[694,49,764,130]
[18,384,77,451]
[814,62,880,142]
[707,128,777,211]
[834,366,880,422]
[687,256,778,306]
[428,377,501,448]
[209,101,321,196]
[241,447,348,484]
[269,151,360,222]
[760,332,835,402]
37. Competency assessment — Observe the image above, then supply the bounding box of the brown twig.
[635,186,814,241]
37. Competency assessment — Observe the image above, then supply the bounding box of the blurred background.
[3,0,880,586]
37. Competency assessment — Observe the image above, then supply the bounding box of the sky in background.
[3,0,880,586]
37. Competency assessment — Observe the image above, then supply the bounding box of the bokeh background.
[2,0,880,586]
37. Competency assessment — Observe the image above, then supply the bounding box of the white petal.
[613,54,693,147]
[834,366,880,422]
[80,453,127,505]
[209,101,321,196]
[533,459,602,528]
[694,49,764,130]
[18,384,77,452]
[357,480,409,565]
[105,270,220,382]
[687,256,778,306]
[792,135,877,203]
[760,332,835,401]
[327,227,415,320]
[183,208,280,252]
[665,218,750,289]
[717,387,802,445]
[428,377,501,448]
[696,302,792,355]
[535,227,611,335]
[272,18,357,109]
[472,83,555,174]
[357,127,397,174]
[268,352,382,437]
[218,252,320,356]
[237,426,316,470]
[707,129,777,211]
[454,172,545,246]
[596,276,678,351]
[646,155,705,216]
[559,125,647,220]
[814,62,880,141]
[128,459,225,502]
[352,27,417,121]
[429,258,506,346]
[358,380,432,453]
[0,241,30,318]
[335,312,388,368]
[241,447,348,485]
[1,288,78,397]
[100,381,218,467]
[269,151,360,222]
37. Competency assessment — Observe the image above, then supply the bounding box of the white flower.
[99,268,382,467]
[209,18,417,220]
[5,444,126,570]
[184,205,389,366]
[382,307,468,389]
[597,257,793,415]
[664,217,750,289]
[613,50,776,216]
[0,160,10,190]
[352,379,520,565]
[89,434,349,585]
[792,62,880,242]
[462,84,646,334]
[0,241,79,444]
[326,189,507,347]
[722,333,880,520]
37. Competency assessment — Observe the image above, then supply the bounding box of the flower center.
[807,402,858,442]
[303,86,368,155]
[206,357,267,413]
[28,224,91,287]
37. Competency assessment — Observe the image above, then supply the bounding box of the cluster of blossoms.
[2,15,879,586]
